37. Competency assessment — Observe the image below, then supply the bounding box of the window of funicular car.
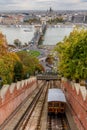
[61,109,64,112]
[48,102,52,107]
[61,103,65,107]
[54,102,59,107]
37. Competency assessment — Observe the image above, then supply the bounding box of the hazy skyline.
[0,0,87,11]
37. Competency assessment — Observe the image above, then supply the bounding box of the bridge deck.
[36,74,58,80]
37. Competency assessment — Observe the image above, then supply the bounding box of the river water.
[0,25,73,45]
[43,27,73,45]
[0,25,35,45]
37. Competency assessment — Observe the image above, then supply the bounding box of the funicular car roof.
[48,88,66,103]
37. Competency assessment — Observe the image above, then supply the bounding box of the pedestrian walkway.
[65,103,78,130]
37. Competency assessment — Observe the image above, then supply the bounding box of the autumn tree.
[45,54,54,65]
[0,32,21,84]
[0,32,8,55]
[0,32,44,84]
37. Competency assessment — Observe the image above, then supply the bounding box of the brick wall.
[61,79,87,130]
[0,77,37,125]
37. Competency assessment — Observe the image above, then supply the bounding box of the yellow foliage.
[0,32,8,56]
[0,52,20,84]
[0,32,21,83]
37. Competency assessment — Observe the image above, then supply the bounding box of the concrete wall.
[0,77,37,125]
[61,78,87,130]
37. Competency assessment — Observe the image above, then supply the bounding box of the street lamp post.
[0,77,3,89]
[81,68,87,88]
[26,73,29,79]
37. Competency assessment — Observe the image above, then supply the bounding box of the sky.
[0,0,87,11]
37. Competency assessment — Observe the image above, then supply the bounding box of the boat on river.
[23,28,32,32]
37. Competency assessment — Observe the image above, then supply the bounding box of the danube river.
[43,26,73,45]
[0,25,35,45]
[0,25,73,45]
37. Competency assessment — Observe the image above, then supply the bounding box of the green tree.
[54,28,87,81]
[13,61,23,81]
[14,39,22,48]
[16,51,44,77]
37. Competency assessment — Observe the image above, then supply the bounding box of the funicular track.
[35,84,48,130]
[14,81,47,130]
[48,113,70,130]
[23,81,49,130]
